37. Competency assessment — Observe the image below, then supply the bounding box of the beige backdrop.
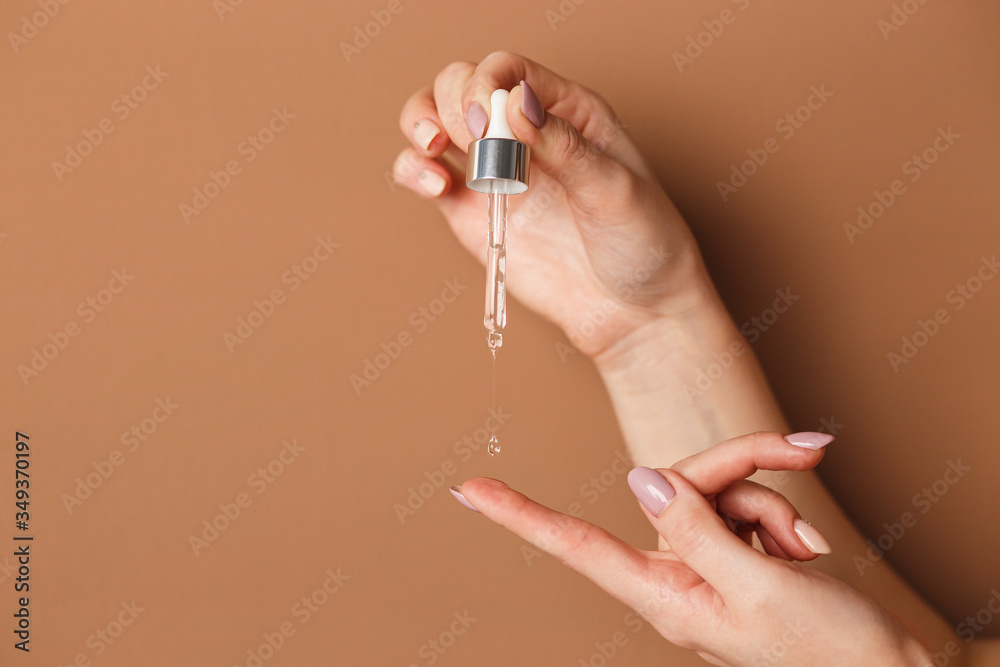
[2,0,998,665]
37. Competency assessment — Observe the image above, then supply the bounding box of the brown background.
[2,0,998,664]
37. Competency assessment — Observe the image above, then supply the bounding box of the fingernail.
[794,519,832,554]
[784,432,834,450]
[627,467,675,517]
[450,485,479,513]
[466,102,487,139]
[723,515,748,533]
[393,152,417,180]
[520,80,544,128]
[413,119,440,151]
[417,170,446,197]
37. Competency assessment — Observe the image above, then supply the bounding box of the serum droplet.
[487,435,501,456]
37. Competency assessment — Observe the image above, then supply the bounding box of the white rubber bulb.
[484,89,516,140]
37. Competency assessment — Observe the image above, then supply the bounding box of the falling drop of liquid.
[487,435,501,456]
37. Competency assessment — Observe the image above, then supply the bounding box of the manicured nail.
[794,519,832,554]
[449,485,479,513]
[466,102,487,139]
[393,151,417,180]
[627,467,676,517]
[417,170,446,197]
[784,432,834,450]
[520,80,544,128]
[413,119,440,151]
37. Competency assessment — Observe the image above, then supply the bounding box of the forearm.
[591,268,962,657]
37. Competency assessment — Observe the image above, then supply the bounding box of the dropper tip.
[487,331,502,355]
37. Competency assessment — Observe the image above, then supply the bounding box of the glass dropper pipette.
[466,88,530,354]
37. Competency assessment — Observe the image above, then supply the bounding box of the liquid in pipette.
[487,350,502,456]
[485,186,507,456]
[485,188,507,354]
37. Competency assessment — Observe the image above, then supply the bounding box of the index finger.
[671,431,832,496]
[454,477,652,610]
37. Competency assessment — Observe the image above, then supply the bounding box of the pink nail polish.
[466,102,487,139]
[520,80,544,129]
[784,432,834,450]
[794,519,832,554]
[449,485,479,513]
[627,467,675,517]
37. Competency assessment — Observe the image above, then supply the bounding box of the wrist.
[591,255,726,379]
[874,610,947,667]
[587,268,788,466]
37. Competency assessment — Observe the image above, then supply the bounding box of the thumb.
[627,466,774,593]
[505,81,633,215]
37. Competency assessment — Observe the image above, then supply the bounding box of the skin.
[393,52,981,664]
[457,433,931,666]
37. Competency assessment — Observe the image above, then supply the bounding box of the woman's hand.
[393,52,789,471]
[449,432,932,666]
[393,51,712,358]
